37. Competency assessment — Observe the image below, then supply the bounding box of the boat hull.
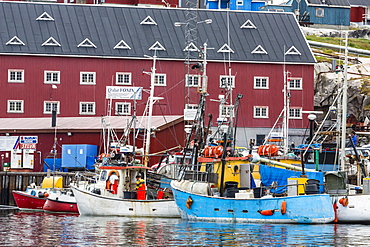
[12,191,46,210]
[43,198,79,214]
[334,194,370,223]
[71,186,180,217]
[171,181,334,224]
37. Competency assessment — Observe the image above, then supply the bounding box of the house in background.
[262,0,351,28]
[206,0,266,11]
[57,0,179,7]
[348,0,370,25]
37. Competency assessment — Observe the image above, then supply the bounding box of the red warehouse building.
[0,2,316,171]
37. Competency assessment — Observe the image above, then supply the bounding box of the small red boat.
[43,190,79,214]
[12,189,49,211]
[12,176,63,211]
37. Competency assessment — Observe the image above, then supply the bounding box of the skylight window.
[183,42,200,52]
[36,12,54,21]
[114,40,131,50]
[149,41,166,51]
[217,44,234,53]
[140,16,157,25]
[6,36,25,46]
[251,45,268,54]
[240,19,257,29]
[285,46,301,55]
[77,38,97,48]
[42,37,61,47]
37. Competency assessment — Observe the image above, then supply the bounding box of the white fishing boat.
[329,32,370,223]
[71,165,179,217]
[71,51,180,218]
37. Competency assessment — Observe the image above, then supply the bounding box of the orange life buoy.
[214,146,223,158]
[258,209,274,216]
[99,153,111,159]
[281,201,287,214]
[202,146,224,158]
[257,144,279,156]
[202,146,212,157]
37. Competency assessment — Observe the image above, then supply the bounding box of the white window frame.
[220,75,235,88]
[7,100,24,113]
[316,8,324,17]
[79,102,96,115]
[220,105,234,118]
[44,101,60,114]
[254,77,269,89]
[154,74,166,86]
[268,9,284,12]
[254,106,268,118]
[116,72,132,85]
[186,74,200,87]
[185,104,199,110]
[44,71,60,84]
[8,69,24,83]
[116,102,131,115]
[80,72,96,85]
[289,108,302,119]
[288,78,302,90]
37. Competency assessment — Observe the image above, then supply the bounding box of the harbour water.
[1,209,370,246]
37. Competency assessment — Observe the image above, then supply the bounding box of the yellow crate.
[288,177,308,195]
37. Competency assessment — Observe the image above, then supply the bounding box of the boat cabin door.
[239,164,251,189]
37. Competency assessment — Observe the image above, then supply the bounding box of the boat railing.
[183,170,218,183]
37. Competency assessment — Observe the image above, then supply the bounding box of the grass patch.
[306,35,370,50]
[315,56,332,63]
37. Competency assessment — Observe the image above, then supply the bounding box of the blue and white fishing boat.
[171,159,334,223]
[170,43,334,224]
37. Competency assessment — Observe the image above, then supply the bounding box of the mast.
[283,51,290,155]
[143,50,159,167]
[340,32,349,171]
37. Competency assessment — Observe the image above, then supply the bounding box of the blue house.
[261,0,351,28]
[206,0,266,11]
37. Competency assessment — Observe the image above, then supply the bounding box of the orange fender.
[333,202,338,223]
[281,201,287,214]
[339,197,349,207]
[258,209,274,216]
[186,196,193,209]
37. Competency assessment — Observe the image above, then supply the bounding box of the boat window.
[205,163,214,173]
[100,170,107,181]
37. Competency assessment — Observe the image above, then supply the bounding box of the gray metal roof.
[0,1,315,64]
[307,0,350,6]
[0,115,183,132]
[348,0,370,6]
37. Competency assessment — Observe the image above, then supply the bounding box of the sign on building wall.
[20,136,38,144]
[106,86,143,100]
[1,136,36,169]
[0,136,19,151]
[19,136,38,150]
